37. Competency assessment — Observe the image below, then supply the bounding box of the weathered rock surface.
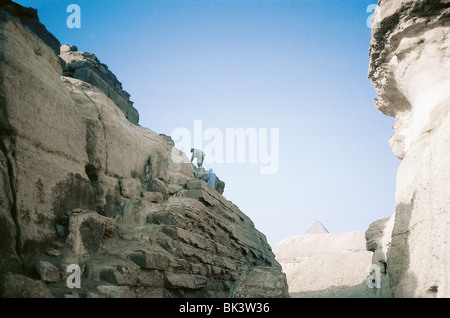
[59,45,139,125]
[29,260,60,283]
[193,167,226,195]
[368,0,450,298]
[365,217,394,297]
[230,266,289,298]
[0,1,286,298]
[0,272,53,298]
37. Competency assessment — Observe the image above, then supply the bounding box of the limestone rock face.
[365,217,394,297]
[193,167,226,195]
[0,2,285,298]
[229,266,289,298]
[0,272,53,298]
[368,0,450,297]
[59,45,139,125]
[0,1,60,55]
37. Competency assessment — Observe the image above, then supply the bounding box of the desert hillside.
[272,228,380,298]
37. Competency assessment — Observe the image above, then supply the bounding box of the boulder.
[365,217,390,253]
[215,177,225,195]
[65,210,117,255]
[60,44,78,53]
[120,178,141,200]
[0,272,53,298]
[96,285,131,298]
[165,272,207,290]
[193,167,225,194]
[230,266,289,298]
[141,191,164,203]
[144,153,170,183]
[30,260,60,283]
[146,178,169,196]
[128,250,174,270]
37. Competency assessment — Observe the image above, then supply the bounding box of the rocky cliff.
[0,1,287,298]
[367,0,450,297]
[59,44,139,125]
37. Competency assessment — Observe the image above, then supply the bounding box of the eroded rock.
[368,0,450,298]
[29,260,60,283]
[119,178,141,200]
[230,266,289,298]
[65,210,117,255]
[0,272,53,298]
[59,45,139,125]
[0,1,286,298]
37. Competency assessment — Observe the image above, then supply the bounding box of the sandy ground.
[272,231,382,298]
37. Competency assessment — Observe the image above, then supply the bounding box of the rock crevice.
[0,136,21,260]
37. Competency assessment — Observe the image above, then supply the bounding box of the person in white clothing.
[190,148,205,168]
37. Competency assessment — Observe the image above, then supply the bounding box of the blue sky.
[16,0,398,245]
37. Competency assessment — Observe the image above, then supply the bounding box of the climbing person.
[206,169,216,189]
[190,148,205,168]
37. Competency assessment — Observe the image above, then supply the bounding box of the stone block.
[120,178,141,199]
[30,261,60,283]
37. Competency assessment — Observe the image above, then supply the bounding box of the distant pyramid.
[304,221,329,234]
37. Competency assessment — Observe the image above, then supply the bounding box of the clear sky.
[15,0,398,245]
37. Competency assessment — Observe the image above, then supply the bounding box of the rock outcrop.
[59,44,139,125]
[367,0,450,298]
[193,167,225,195]
[0,1,286,298]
